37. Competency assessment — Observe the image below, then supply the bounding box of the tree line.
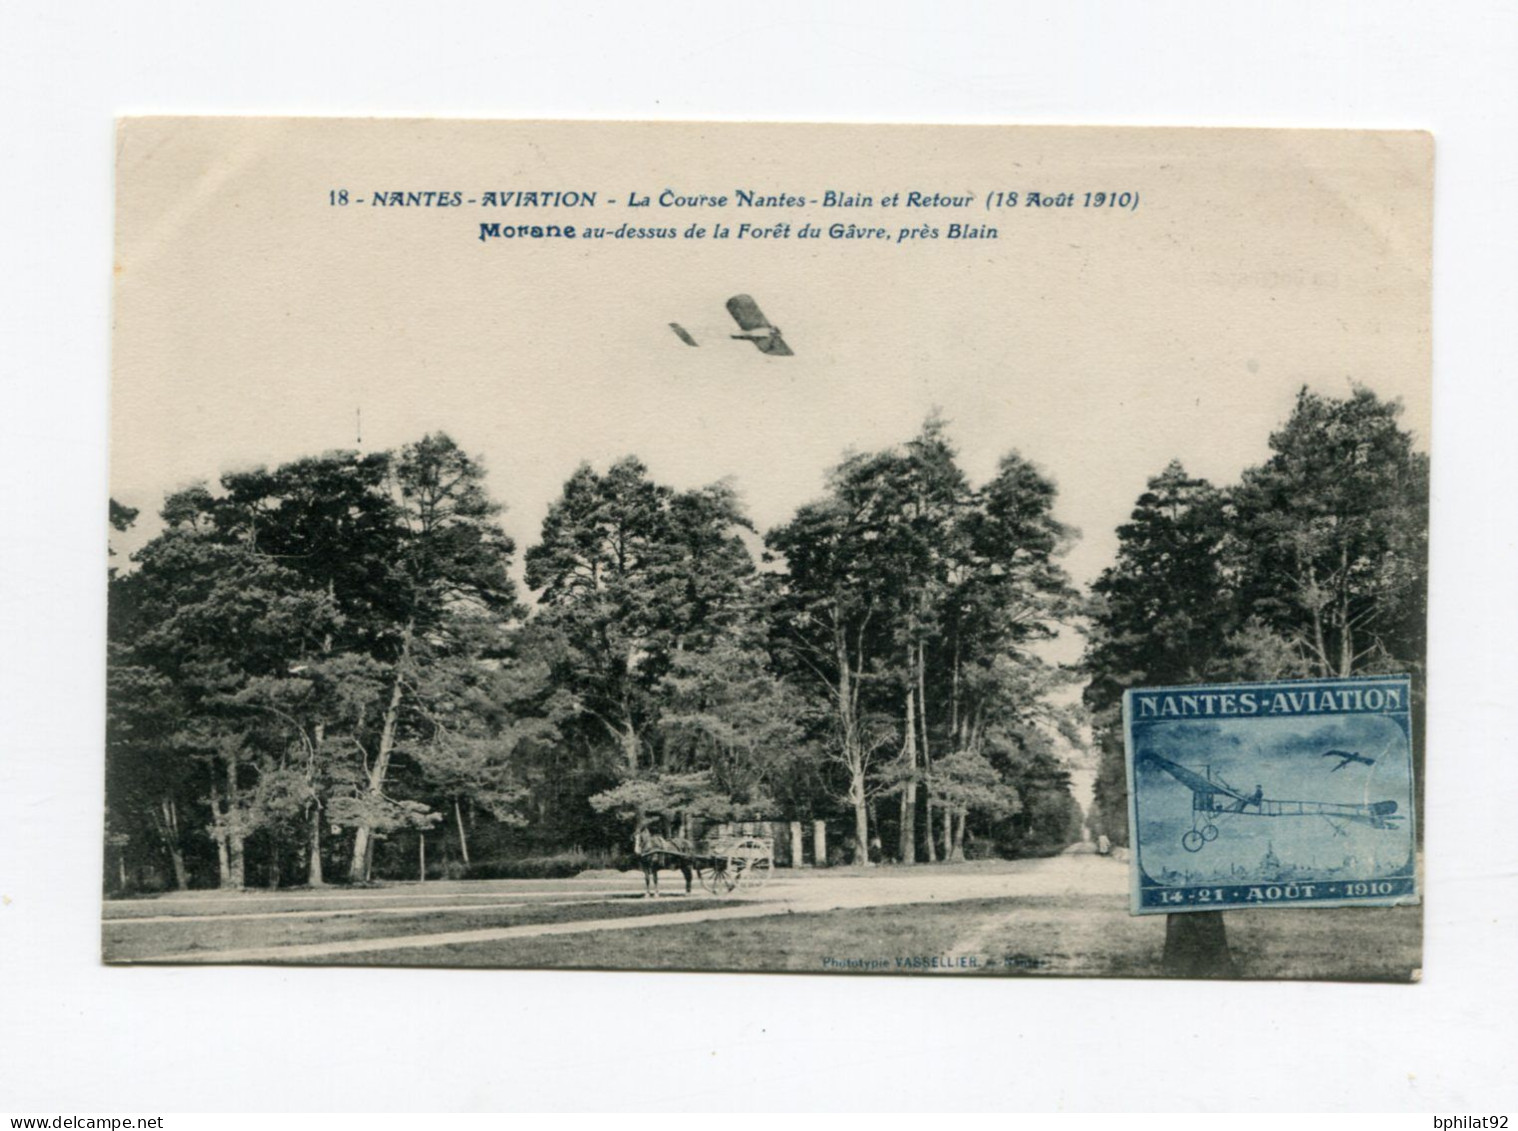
[106,419,1085,890]
[105,384,1426,890]
[1082,386,1428,844]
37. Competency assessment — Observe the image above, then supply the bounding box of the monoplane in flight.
[670,294,793,356]
[1140,752,1401,852]
[1322,749,1376,772]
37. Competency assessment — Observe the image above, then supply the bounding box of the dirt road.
[108,853,1128,964]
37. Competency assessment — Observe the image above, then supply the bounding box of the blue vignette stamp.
[1124,676,1418,915]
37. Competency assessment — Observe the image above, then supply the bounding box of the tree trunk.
[1338,545,1354,676]
[454,797,471,865]
[1306,562,1331,676]
[350,620,414,881]
[951,809,966,860]
[307,805,325,886]
[917,642,936,864]
[159,797,188,891]
[621,721,640,773]
[267,828,281,890]
[307,719,326,886]
[349,828,373,882]
[942,800,954,860]
[211,771,245,890]
[835,622,871,866]
[950,634,961,746]
[166,842,187,890]
[209,783,229,886]
[899,682,918,864]
[215,838,231,886]
[622,646,642,772]
[227,759,247,888]
[1163,911,1236,978]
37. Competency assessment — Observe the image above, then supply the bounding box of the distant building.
[1261,842,1281,874]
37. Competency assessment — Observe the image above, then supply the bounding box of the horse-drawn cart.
[635,828,774,897]
[692,834,773,895]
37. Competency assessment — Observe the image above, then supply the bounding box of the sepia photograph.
[102,119,1431,981]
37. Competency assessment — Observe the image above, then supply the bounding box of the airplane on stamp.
[1322,748,1375,772]
[1139,752,1402,852]
[670,294,794,356]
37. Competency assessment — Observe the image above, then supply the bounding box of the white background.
[2,0,1516,1113]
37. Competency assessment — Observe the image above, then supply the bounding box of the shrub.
[963,835,1000,861]
[466,849,590,880]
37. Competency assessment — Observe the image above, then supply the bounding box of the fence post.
[813,820,827,867]
[790,821,805,868]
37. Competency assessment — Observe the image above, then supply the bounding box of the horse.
[634,827,694,897]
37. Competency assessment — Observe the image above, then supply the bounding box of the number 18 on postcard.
[1123,677,1418,914]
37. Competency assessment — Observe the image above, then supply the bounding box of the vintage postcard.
[105,119,1430,980]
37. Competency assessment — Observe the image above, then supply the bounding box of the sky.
[1132,713,1415,877]
[111,120,1432,596]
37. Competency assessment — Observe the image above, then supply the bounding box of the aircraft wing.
[1140,752,1247,800]
[750,332,793,356]
[669,323,699,347]
[726,295,794,356]
[725,294,774,332]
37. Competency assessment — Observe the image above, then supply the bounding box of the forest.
[104,385,1427,891]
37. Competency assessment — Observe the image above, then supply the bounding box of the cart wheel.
[703,862,735,895]
[1201,823,1219,842]
[740,855,772,890]
[1181,830,1205,852]
[727,840,772,892]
